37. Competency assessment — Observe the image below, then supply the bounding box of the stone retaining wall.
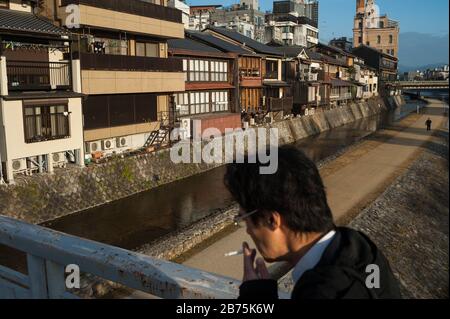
[0,97,389,224]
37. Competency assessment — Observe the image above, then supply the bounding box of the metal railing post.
[27,255,49,299]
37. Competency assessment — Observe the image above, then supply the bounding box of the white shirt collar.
[292,230,337,283]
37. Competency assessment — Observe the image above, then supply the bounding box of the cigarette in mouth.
[224,249,244,257]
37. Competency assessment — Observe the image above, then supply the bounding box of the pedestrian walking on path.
[426,118,432,131]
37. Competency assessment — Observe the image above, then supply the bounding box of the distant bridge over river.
[386,80,449,90]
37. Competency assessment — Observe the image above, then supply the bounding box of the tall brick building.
[353,0,399,58]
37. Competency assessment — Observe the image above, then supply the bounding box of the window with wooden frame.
[174,90,229,116]
[211,91,228,112]
[239,57,260,77]
[136,41,160,58]
[185,58,228,83]
[265,60,279,79]
[189,91,210,114]
[210,60,228,82]
[174,92,190,116]
[83,94,158,130]
[23,103,70,143]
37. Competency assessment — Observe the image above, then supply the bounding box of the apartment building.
[353,56,378,100]
[310,43,357,106]
[265,0,319,47]
[352,44,398,82]
[204,26,292,117]
[0,0,84,184]
[40,0,185,156]
[188,4,221,31]
[168,32,241,139]
[209,1,265,42]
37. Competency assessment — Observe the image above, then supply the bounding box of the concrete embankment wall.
[0,96,389,224]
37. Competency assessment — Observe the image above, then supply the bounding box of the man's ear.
[268,211,282,230]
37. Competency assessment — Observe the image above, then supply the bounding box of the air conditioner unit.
[12,159,27,173]
[116,136,132,148]
[86,141,101,153]
[52,152,67,168]
[180,118,192,139]
[102,139,115,151]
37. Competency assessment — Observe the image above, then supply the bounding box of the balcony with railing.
[267,96,293,113]
[331,92,352,100]
[299,73,318,82]
[239,68,261,78]
[6,60,71,92]
[264,71,279,80]
[74,52,183,73]
[60,0,182,24]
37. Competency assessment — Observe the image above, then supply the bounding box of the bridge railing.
[385,80,449,89]
[0,215,259,299]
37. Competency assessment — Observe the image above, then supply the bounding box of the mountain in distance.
[399,62,449,74]
[398,32,449,72]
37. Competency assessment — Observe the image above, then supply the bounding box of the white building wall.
[8,0,33,13]
[167,0,190,29]
[1,98,84,161]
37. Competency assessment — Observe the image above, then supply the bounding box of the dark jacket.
[239,227,402,299]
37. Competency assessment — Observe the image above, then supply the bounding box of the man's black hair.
[224,145,335,233]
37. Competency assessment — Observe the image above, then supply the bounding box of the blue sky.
[186,0,450,41]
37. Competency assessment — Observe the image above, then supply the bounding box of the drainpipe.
[0,151,4,185]
[0,46,6,184]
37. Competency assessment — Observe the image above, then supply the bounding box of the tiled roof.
[0,8,68,37]
[271,45,306,58]
[186,30,252,55]
[352,44,398,61]
[315,42,357,58]
[206,26,283,56]
[168,38,223,54]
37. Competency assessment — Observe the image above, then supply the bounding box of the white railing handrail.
[0,215,247,299]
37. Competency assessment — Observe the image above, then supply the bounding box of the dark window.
[135,94,157,123]
[84,94,158,129]
[109,95,134,126]
[389,35,393,44]
[265,60,278,79]
[23,104,70,143]
[83,95,109,130]
[377,35,381,44]
[0,0,8,8]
